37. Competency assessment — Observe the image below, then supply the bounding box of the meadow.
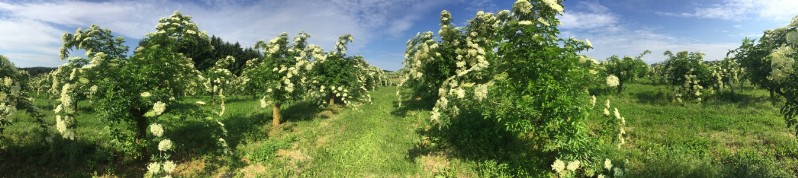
[2,78,796,177]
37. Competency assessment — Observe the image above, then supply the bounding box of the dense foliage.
[398,0,624,176]
[0,55,43,133]
[603,50,650,93]
[738,17,798,134]
[242,32,315,128]
[52,12,207,157]
[661,50,711,102]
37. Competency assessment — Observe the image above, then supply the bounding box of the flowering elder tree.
[0,55,44,133]
[204,56,236,100]
[308,34,374,107]
[397,10,465,105]
[54,25,129,113]
[408,0,600,173]
[603,50,650,93]
[718,57,741,94]
[243,32,313,129]
[732,27,795,98]
[360,59,387,90]
[662,51,712,102]
[53,12,206,150]
[142,100,178,177]
[59,24,129,60]
[742,16,798,135]
[138,11,214,71]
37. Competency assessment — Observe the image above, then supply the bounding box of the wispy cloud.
[560,1,620,31]
[656,0,798,22]
[0,0,443,67]
[561,1,739,63]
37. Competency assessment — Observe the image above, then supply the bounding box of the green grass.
[2,81,798,177]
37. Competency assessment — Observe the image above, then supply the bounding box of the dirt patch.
[276,149,312,174]
[173,159,206,177]
[238,163,268,178]
[315,135,328,148]
[418,154,450,174]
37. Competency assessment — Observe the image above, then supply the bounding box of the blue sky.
[0,0,796,71]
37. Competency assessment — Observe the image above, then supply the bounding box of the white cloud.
[0,0,442,67]
[658,0,798,22]
[560,1,619,30]
[571,29,738,63]
[561,2,738,63]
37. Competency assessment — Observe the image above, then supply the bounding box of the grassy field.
[2,80,798,177]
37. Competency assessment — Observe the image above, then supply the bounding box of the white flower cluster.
[513,0,532,15]
[551,159,581,176]
[769,46,795,83]
[606,75,620,87]
[148,121,177,176]
[158,139,173,151]
[2,77,12,87]
[53,82,77,140]
[55,115,76,140]
[0,102,15,125]
[603,99,627,148]
[675,68,704,103]
[335,34,354,55]
[145,101,167,117]
[542,0,564,14]
[474,84,488,101]
[150,123,164,137]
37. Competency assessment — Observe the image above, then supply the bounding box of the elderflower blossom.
[158,139,173,151]
[147,162,161,174]
[518,20,533,26]
[604,159,613,170]
[566,160,580,171]
[513,0,532,15]
[590,95,597,107]
[3,77,11,87]
[195,101,206,105]
[153,101,166,116]
[606,75,620,87]
[260,97,268,108]
[586,39,593,48]
[454,88,465,99]
[60,84,73,113]
[141,92,152,98]
[598,175,605,178]
[542,0,564,14]
[613,108,621,119]
[163,160,176,173]
[474,84,488,101]
[551,159,565,173]
[150,123,164,137]
[604,108,610,116]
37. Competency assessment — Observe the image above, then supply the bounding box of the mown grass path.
[241,87,431,177]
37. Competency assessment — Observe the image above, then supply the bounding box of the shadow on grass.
[0,135,143,177]
[391,96,435,117]
[406,110,547,177]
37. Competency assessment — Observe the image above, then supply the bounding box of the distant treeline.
[19,67,56,76]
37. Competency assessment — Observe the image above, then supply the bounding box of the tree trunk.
[272,103,281,128]
[133,112,148,160]
[74,98,79,112]
[329,95,335,108]
[769,87,775,99]
[617,81,624,93]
